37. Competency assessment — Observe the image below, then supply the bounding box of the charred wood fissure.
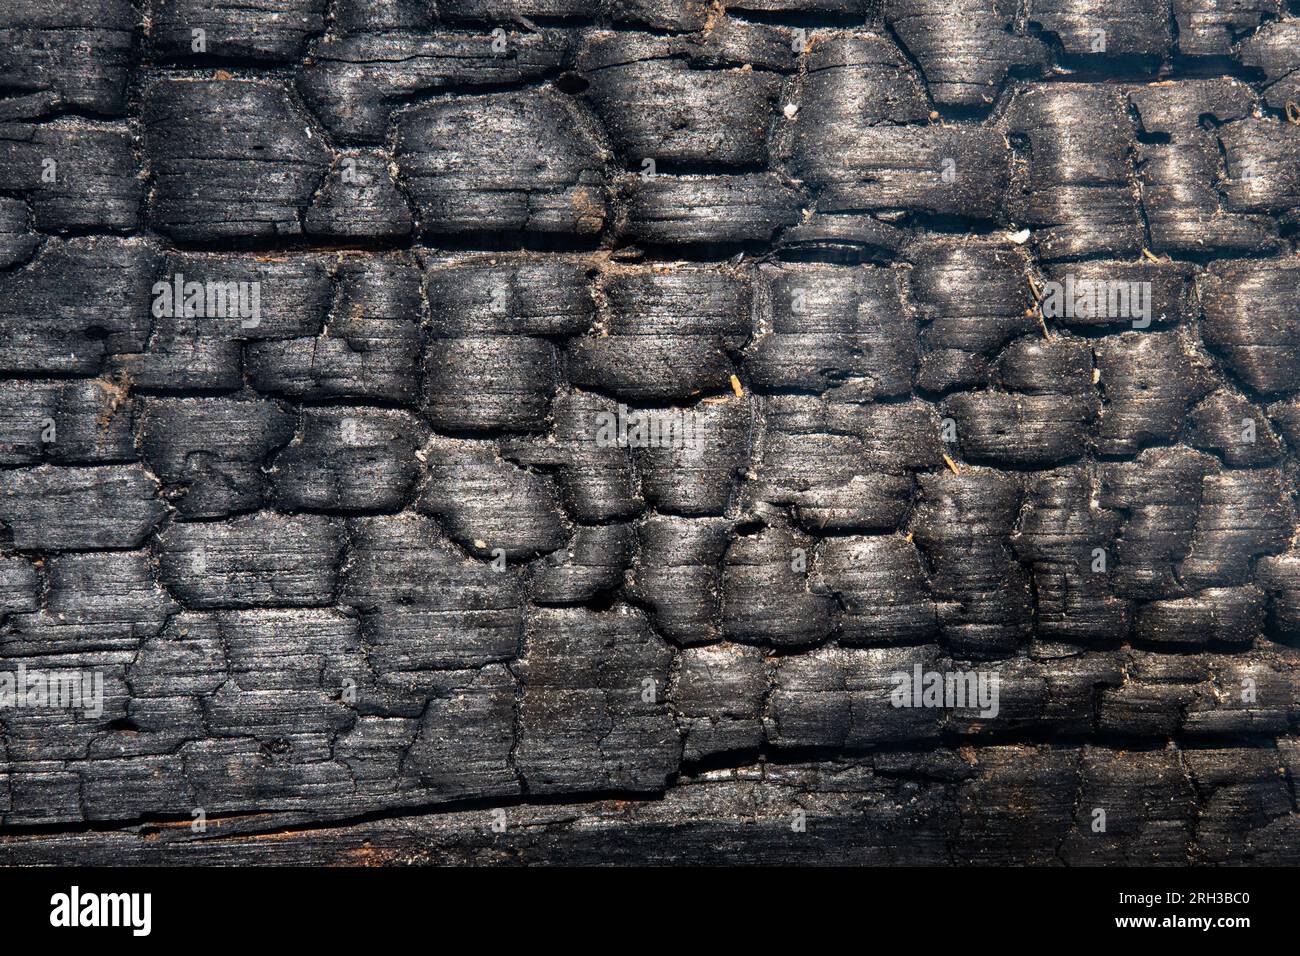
[0,0,1299,865]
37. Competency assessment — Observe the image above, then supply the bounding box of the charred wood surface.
[1,0,1299,865]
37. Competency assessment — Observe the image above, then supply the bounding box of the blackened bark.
[1,0,1299,865]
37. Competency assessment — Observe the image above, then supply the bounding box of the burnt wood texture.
[2,0,1300,866]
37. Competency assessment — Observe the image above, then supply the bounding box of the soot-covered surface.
[1,0,1300,865]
